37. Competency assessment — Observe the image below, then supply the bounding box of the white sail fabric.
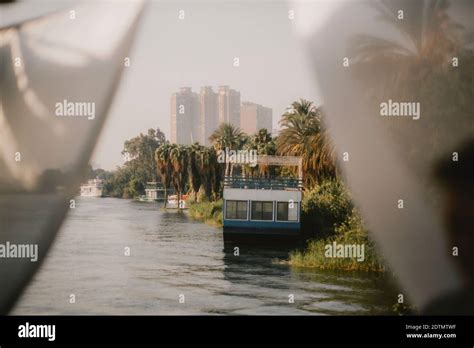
[293,0,474,308]
[0,0,144,313]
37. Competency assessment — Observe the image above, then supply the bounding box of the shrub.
[301,179,353,237]
[289,208,385,272]
[188,200,223,227]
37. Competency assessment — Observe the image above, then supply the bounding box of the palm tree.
[169,144,189,209]
[244,128,276,177]
[347,0,466,104]
[348,0,473,166]
[209,123,246,177]
[189,143,203,202]
[155,143,173,208]
[349,0,463,68]
[277,99,336,187]
[198,147,218,201]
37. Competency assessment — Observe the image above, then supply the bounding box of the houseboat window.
[251,201,273,221]
[277,202,298,221]
[225,200,248,220]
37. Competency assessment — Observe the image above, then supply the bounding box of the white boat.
[222,155,303,241]
[137,182,166,202]
[80,179,103,197]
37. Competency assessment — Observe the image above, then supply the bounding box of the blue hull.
[223,222,302,245]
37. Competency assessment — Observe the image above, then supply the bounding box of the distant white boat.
[137,182,166,202]
[80,179,103,197]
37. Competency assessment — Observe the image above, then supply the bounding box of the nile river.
[13,198,396,315]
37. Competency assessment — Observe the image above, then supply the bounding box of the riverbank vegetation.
[88,98,383,272]
[289,178,384,271]
[86,128,166,198]
[84,0,474,276]
[276,101,383,271]
[188,199,223,227]
[291,204,385,272]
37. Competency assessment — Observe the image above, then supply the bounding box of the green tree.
[348,0,474,170]
[170,144,190,209]
[209,123,246,177]
[210,150,223,201]
[301,179,353,237]
[155,143,173,207]
[349,0,464,68]
[277,100,336,187]
[243,128,276,177]
[85,164,110,180]
[102,165,132,198]
[199,147,215,201]
[122,128,166,188]
[189,143,204,202]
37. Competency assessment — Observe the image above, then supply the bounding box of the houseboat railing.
[223,176,303,190]
[144,182,165,190]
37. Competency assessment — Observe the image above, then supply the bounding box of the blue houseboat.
[222,156,303,241]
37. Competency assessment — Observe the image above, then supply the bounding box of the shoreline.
[187,200,223,228]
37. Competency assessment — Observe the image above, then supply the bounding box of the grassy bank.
[289,210,385,272]
[289,180,385,272]
[188,200,223,227]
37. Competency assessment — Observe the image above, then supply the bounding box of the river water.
[13,197,396,315]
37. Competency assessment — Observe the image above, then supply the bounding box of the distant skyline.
[91,1,320,170]
[171,85,272,146]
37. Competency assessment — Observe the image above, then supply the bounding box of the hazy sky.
[91,1,320,169]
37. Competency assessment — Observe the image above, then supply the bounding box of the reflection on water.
[13,198,395,315]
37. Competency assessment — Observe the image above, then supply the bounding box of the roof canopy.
[256,155,303,178]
